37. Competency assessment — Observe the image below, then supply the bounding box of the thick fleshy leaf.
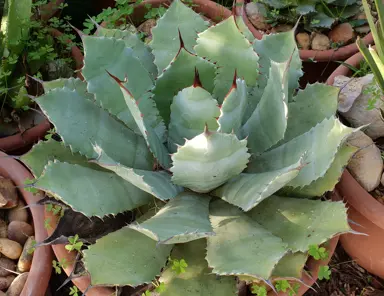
[168,84,220,152]
[235,15,256,43]
[20,139,99,177]
[272,252,308,279]
[281,144,358,197]
[310,12,336,28]
[36,87,153,170]
[280,83,338,145]
[83,226,172,286]
[35,162,152,217]
[150,0,208,72]
[212,159,303,211]
[160,239,237,296]
[253,30,302,104]
[207,200,288,279]
[93,147,183,201]
[130,193,214,244]
[248,116,355,188]
[195,16,259,101]
[241,61,289,154]
[42,77,88,94]
[152,48,216,124]
[81,36,153,130]
[96,27,157,78]
[217,78,248,136]
[248,196,350,252]
[171,131,250,193]
[3,0,32,54]
[296,0,317,14]
[110,74,171,169]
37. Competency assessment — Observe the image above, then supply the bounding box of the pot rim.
[0,151,53,296]
[235,0,374,62]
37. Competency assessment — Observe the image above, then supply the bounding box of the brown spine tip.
[106,70,123,84]
[193,67,202,88]
[232,69,238,88]
[178,28,185,49]
[69,23,86,39]
[204,123,211,136]
[106,70,133,97]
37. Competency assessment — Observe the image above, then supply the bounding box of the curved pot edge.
[0,151,53,296]
[235,0,374,62]
[336,171,384,230]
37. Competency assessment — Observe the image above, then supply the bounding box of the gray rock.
[339,77,384,139]
[311,32,330,50]
[333,74,374,113]
[245,2,270,31]
[347,131,383,192]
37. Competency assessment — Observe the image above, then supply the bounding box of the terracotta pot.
[235,0,374,84]
[262,236,339,296]
[0,29,84,155]
[45,1,230,295]
[327,51,384,278]
[0,120,51,154]
[0,151,53,296]
[333,172,384,278]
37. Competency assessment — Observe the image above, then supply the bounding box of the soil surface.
[305,243,384,296]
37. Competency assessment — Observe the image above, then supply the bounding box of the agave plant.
[256,0,362,30]
[22,0,357,294]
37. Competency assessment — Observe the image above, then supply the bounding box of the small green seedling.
[23,178,38,194]
[170,258,188,274]
[154,282,166,293]
[251,284,267,296]
[45,128,56,140]
[44,218,51,230]
[275,279,290,292]
[308,244,329,260]
[65,234,83,252]
[318,265,331,280]
[52,258,68,274]
[27,240,37,255]
[69,285,79,296]
[46,204,65,217]
[274,280,300,296]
